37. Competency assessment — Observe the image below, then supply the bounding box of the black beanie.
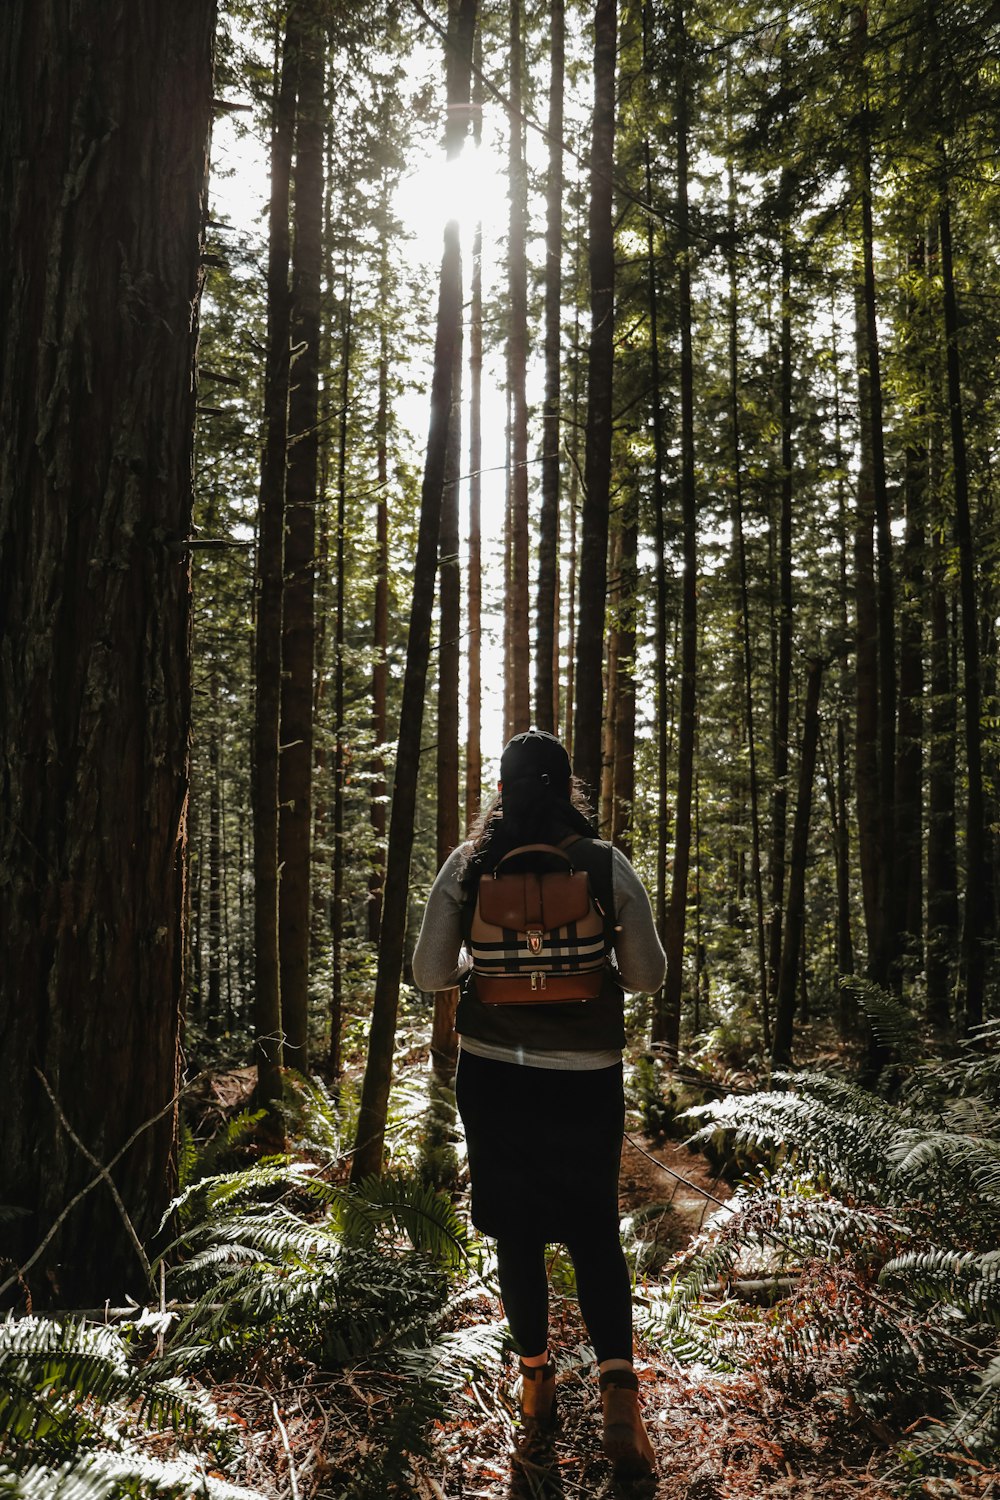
[500,729,572,792]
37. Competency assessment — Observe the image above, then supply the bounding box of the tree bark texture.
[0,0,216,1305]
[279,10,325,1069]
[573,0,617,800]
[351,0,477,1183]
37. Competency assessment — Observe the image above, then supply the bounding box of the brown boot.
[599,1367,656,1478]
[518,1357,557,1432]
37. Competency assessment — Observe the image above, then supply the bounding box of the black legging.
[496,1228,634,1364]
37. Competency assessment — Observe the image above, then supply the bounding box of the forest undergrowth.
[1,1001,999,1500]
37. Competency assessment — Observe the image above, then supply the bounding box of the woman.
[412,729,665,1478]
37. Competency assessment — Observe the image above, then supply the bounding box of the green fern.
[0,1316,261,1500]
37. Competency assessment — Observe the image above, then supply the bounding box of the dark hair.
[460,773,597,894]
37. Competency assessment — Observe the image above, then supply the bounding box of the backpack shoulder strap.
[560,836,616,935]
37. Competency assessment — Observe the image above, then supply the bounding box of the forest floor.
[201,1061,1000,1500]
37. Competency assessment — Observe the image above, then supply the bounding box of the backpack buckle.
[530,971,546,991]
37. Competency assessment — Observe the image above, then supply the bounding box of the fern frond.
[879,1249,1000,1325]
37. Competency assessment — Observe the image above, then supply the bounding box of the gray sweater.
[412,842,666,1070]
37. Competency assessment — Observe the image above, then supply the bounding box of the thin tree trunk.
[601,523,622,834]
[573,0,617,800]
[329,288,351,1080]
[369,187,391,946]
[767,184,793,1001]
[772,658,824,1066]
[940,159,988,1029]
[613,499,638,854]
[536,0,565,731]
[506,0,531,734]
[278,9,324,1070]
[253,13,298,1112]
[642,80,670,1022]
[351,0,477,1184]
[859,121,897,989]
[660,0,696,1059]
[431,288,463,1079]
[465,44,484,829]
[726,80,768,1040]
[926,326,958,1026]
[894,237,926,975]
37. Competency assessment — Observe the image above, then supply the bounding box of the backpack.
[468,841,612,1004]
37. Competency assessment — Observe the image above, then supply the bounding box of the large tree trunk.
[0,0,216,1306]
[535,0,565,732]
[573,0,617,800]
[351,0,477,1184]
[278,11,324,1070]
[659,0,696,1058]
[253,13,299,1112]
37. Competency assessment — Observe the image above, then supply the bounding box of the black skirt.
[455,1048,625,1241]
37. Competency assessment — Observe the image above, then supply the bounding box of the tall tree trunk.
[926,331,958,1026]
[613,498,638,854]
[830,303,856,1026]
[431,295,463,1078]
[278,10,324,1071]
[894,237,926,975]
[506,0,531,735]
[767,185,793,1001]
[726,80,769,1040]
[601,523,622,833]
[772,659,824,1066]
[573,0,617,800]
[351,0,477,1184]
[940,159,988,1029]
[0,0,215,1305]
[535,0,565,732]
[853,273,881,974]
[207,669,223,1035]
[859,124,897,989]
[642,86,670,1018]
[329,288,351,1079]
[660,0,696,1058]
[253,13,298,1112]
[465,45,484,829]
[369,187,391,946]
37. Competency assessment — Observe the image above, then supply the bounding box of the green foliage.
[0,1315,260,1500]
[667,1048,1000,1466]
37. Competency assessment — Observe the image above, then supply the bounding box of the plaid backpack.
[468,841,613,1004]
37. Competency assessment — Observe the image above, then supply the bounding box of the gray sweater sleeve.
[411,844,472,992]
[610,847,667,993]
[412,841,665,996]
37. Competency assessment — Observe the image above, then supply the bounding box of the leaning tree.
[0,0,217,1305]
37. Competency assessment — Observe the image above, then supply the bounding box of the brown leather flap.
[477,969,605,1004]
[478,869,591,932]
